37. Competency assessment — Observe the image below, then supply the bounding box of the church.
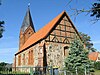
[13,7,81,70]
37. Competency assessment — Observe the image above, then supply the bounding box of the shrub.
[94,62,100,70]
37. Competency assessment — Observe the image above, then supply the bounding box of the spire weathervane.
[28,3,30,8]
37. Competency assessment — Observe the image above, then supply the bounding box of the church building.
[14,8,81,70]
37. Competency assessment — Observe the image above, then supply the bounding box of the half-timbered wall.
[45,16,77,44]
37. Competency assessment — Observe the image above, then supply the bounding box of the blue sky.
[0,0,100,63]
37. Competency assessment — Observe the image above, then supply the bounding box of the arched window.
[28,50,34,65]
[30,50,33,65]
[23,54,25,65]
[64,46,69,57]
[18,55,21,66]
[28,51,31,65]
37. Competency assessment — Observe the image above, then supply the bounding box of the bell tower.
[19,7,35,49]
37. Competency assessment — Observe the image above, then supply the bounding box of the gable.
[45,15,79,44]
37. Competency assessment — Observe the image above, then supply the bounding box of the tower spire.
[20,7,35,33]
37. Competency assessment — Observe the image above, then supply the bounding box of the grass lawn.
[0,71,30,75]
[94,70,100,75]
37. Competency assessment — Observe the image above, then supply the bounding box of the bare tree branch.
[66,0,72,7]
[69,6,91,21]
[90,18,100,24]
[0,0,1,5]
[66,0,100,23]
[69,6,100,22]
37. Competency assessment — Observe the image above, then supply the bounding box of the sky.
[0,0,100,63]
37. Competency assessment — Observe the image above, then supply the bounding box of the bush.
[94,62,100,70]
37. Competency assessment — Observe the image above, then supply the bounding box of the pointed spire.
[21,7,35,33]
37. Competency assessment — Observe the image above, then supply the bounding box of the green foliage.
[91,1,100,18]
[0,21,4,38]
[79,32,96,52]
[0,62,7,66]
[94,62,100,70]
[94,70,100,75]
[0,71,30,74]
[64,38,94,74]
[0,2,5,38]
[0,0,1,5]
[0,62,7,71]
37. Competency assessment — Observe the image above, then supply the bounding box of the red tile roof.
[88,52,98,61]
[16,11,81,55]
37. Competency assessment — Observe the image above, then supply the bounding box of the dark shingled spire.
[21,7,35,33]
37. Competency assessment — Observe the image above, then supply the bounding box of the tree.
[0,62,7,71]
[0,21,4,38]
[94,62,100,70]
[0,0,1,5]
[0,62,7,67]
[79,32,96,52]
[91,1,100,19]
[64,38,94,75]
[67,0,100,22]
[0,0,4,38]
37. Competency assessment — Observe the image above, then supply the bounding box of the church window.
[23,54,25,65]
[28,50,34,65]
[27,31,31,38]
[28,32,30,34]
[30,50,34,65]
[64,46,69,56]
[18,55,21,66]
[28,51,31,65]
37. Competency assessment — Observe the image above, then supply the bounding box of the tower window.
[29,32,30,34]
